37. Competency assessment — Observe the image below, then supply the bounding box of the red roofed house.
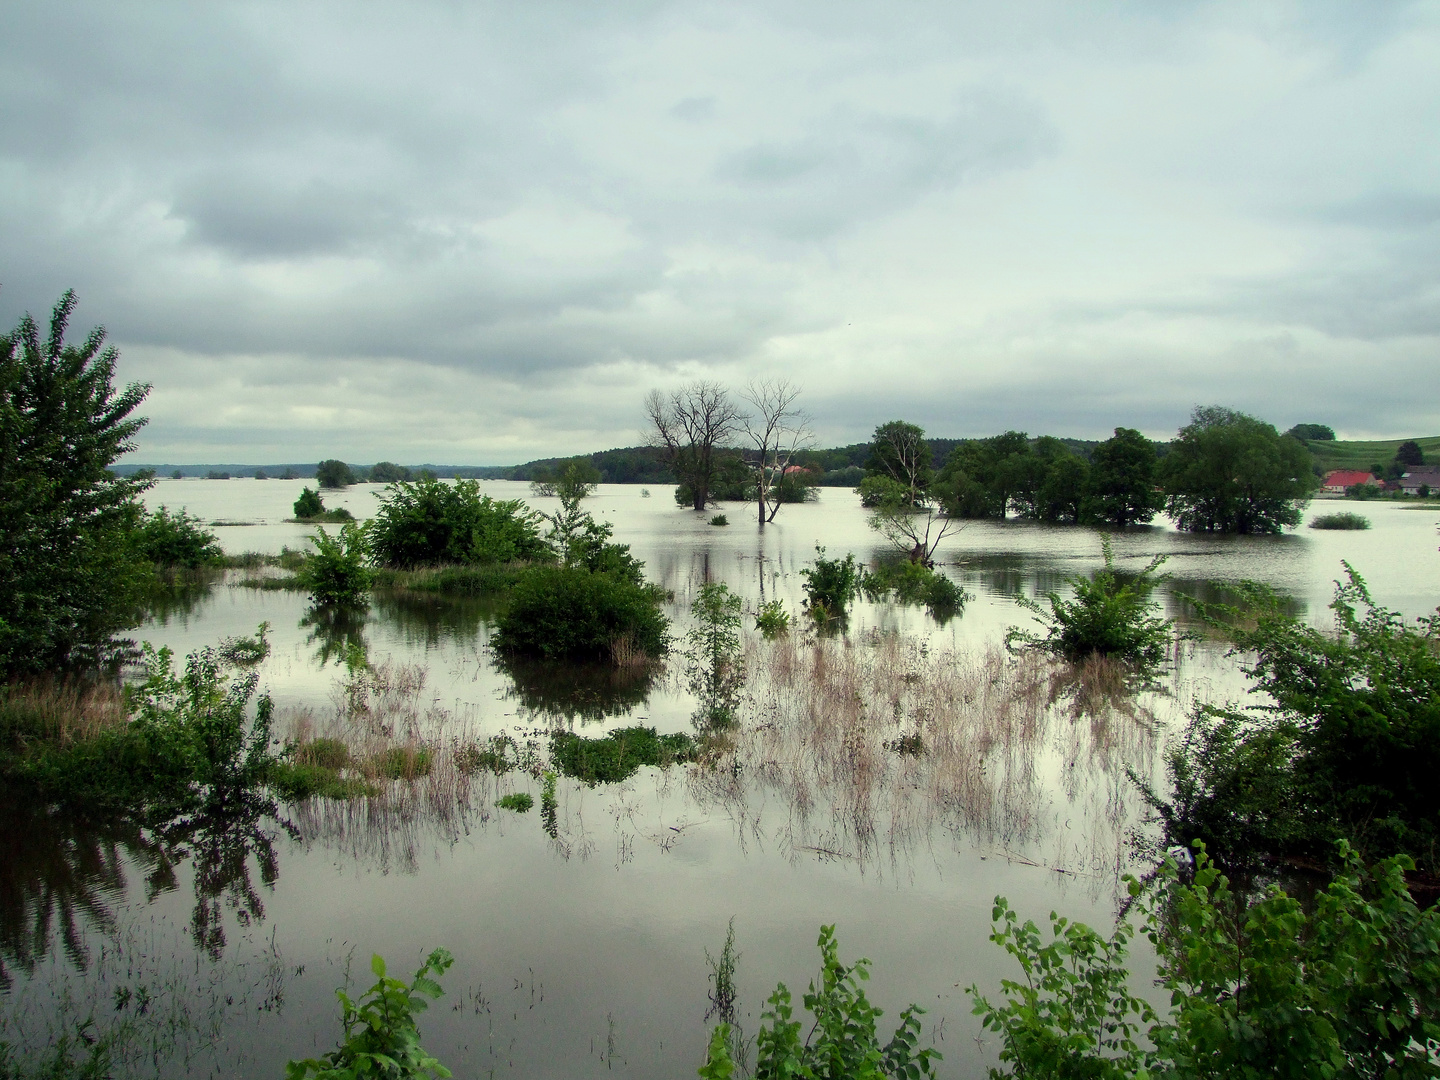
[1322,469,1377,494]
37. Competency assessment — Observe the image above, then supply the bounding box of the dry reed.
[0,678,127,745]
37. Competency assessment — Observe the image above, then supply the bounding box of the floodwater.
[3,479,1437,1078]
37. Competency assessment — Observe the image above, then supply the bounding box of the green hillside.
[1300,435,1440,474]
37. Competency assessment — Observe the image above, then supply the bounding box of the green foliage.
[491,566,669,661]
[299,524,374,606]
[1007,537,1172,667]
[495,791,533,812]
[294,487,324,519]
[368,477,550,568]
[934,431,1032,520]
[973,844,1440,1079]
[131,505,224,568]
[286,949,454,1080]
[769,468,819,504]
[1084,427,1165,528]
[709,514,729,526]
[674,452,753,507]
[1309,511,1370,530]
[549,726,697,785]
[529,456,600,501]
[754,599,791,639]
[700,925,940,1080]
[457,734,521,775]
[373,746,433,780]
[315,459,356,489]
[865,420,933,508]
[685,583,745,726]
[1286,423,1336,441]
[0,291,153,679]
[863,561,968,620]
[1161,406,1318,533]
[1395,439,1425,466]
[0,629,281,811]
[801,547,862,621]
[1155,566,1440,871]
[368,461,412,484]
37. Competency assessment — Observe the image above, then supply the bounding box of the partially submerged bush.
[1309,511,1370,530]
[549,726,697,785]
[491,566,668,662]
[754,599,790,639]
[369,477,549,567]
[1146,564,1440,872]
[292,486,354,523]
[1007,536,1172,667]
[298,523,373,606]
[132,505,223,568]
[800,546,862,620]
[495,791,533,812]
[863,560,967,620]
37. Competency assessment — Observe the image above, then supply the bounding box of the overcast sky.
[2,2,1437,464]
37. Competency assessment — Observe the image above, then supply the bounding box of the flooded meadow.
[4,479,1438,1078]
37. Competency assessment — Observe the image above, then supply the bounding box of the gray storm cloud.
[1,1,1437,462]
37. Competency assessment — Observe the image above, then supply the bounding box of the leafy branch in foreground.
[286,949,454,1080]
[1006,535,1172,667]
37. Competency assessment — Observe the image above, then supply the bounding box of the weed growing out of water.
[286,948,454,1080]
[457,734,518,775]
[700,925,939,1079]
[710,514,729,526]
[495,791,533,812]
[373,745,434,780]
[1309,511,1370,530]
[685,582,746,726]
[753,599,790,639]
[541,770,559,838]
[863,560,968,621]
[1007,536,1172,668]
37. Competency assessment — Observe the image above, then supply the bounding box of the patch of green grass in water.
[495,791,534,812]
[549,726,697,785]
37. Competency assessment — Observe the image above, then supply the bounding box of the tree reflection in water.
[300,602,370,667]
[495,652,656,727]
[0,789,293,979]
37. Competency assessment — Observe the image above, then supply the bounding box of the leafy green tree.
[674,450,751,507]
[1285,422,1335,441]
[1395,439,1425,467]
[1083,427,1163,528]
[368,477,549,567]
[298,524,374,606]
[935,431,1032,520]
[1029,437,1090,523]
[293,487,325,519]
[132,506,224,568]
[862,420,932,507]
[368,461,412,484]
[865,477,962,566]
[0,291,152,677]
[315,459,356,489]
[1161,406,1316,533]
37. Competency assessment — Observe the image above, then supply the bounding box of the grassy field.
[1299,435,1440,474]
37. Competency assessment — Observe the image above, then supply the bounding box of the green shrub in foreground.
[800,546,862,620]
[491,565,668,661]
[287,949,453,1080]
[972,843,1440,1078]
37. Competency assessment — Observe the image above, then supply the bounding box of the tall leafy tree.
[1084,427,1164,528]
[1161,406,1317,534]
[863,420,932,507]
[0,291,152,677]
[1395,440,1424,467]
[315,459,355,488]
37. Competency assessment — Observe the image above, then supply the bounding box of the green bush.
[1007,536,1172,667]
[685,582,745,726]
[369,477,550,568]
[491,565,668,662]
[710,514,729,526]
[294,487,324,518]
[132,505,224,568]
[315,459,355,489]
[800,546,862,620]
[1309,511,1370,530]
[549,726,696,785]
[754,599,790,639]
[972,844,1440,1078]
[699,925,939,1080]
[298,523,373,606]
[863,560,967,619]
[1150,565,1440,872]
[286,949,453,1080]
[495,792,533,812]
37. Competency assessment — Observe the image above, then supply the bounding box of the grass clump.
[495,792,533,812]
[549,726,697,785]
[371,564,528,596]
[371,745,433,780]
[1309,511,1371,530]
[709,514,729,526]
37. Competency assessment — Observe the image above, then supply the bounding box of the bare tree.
[868,489,963,567]
[644,381,744,511]
[740,378,815,526]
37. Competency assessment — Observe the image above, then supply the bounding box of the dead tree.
[643,382,743,511]
[740,378,815,526]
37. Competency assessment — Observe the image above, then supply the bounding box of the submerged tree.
[0,291,152,677]
[1084,427,1164,528]
[644,382,744,511]
[740,378,815,527]
[861,420,932,508]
